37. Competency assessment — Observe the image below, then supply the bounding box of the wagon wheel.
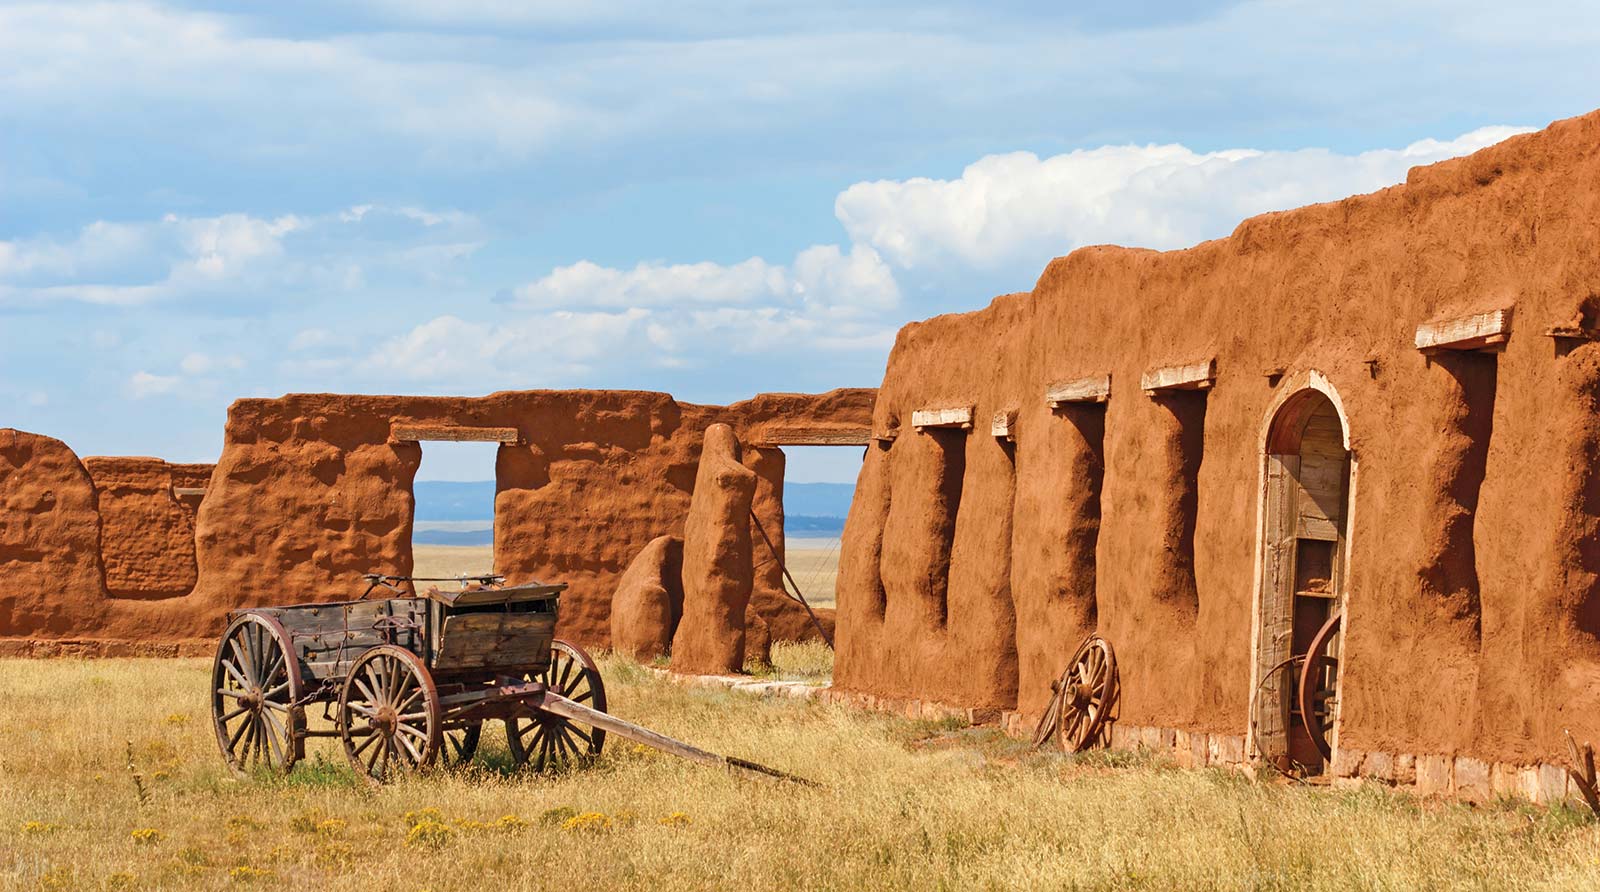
[440,723,482,767]
[506,639,608,771]
[338,644,442,782]
[1030,673,1067,749]
[1051,635,1119,753]
[211,612,303,776]
[1297,613,1342,763]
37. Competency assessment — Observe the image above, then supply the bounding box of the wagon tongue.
[537,689,820,787]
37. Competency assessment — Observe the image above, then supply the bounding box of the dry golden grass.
[6,653,1600,891]
[410,544,496,581]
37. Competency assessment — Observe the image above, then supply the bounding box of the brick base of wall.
[996,710,1577,806]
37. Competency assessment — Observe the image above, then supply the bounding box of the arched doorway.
[1254,384,1352,775]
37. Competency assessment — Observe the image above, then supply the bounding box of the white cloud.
[0,204,477,306]
[835,126,1534,271]
[128,371,181,398]
[514,244,898,314]
[178,353,245,375]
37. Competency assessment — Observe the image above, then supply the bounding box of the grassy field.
[6,651,1600,891]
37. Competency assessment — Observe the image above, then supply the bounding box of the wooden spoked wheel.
[211,613,303,776]
[440,723,482,767]
[338,644,442,782]
[506,639,608,771]
[1038,635,1119,753]
[1297,613,1342,762]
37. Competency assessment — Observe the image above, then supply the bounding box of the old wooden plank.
[433,613,556,672]
[1414,307,1513,353]
[1045,374,1112,407]
[990,410,1017,440]
[1257,454,1299,762]
[172,486,206,498]
[911,406,974,431]
[749,427,873,447]
[1141,359,1217,394]
[390,424,520,444]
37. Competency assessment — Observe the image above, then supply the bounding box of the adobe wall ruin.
[832,109,1600,781]
[0,388,872,651]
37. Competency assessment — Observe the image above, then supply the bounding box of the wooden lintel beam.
[172,487,206,498]
[1141,359,1217,394]
[1046,374,1111,407]
[911,406,975,431]
[991,410,1017,440]
[749,427,872,447]
[1415,307,1513,353]
[391,424,520,444]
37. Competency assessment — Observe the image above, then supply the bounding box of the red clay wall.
[834,109,1600,769]
[0,389,870,649]
[0,430,107,637]
[82,457,204,600]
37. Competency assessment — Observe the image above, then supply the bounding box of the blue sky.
[2,1,1597,481]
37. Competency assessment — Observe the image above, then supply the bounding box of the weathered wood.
[871,427,899,442]
[911,406,974,430]
[1141,359,1216,394]
[1045,375,1112,407]
[432,612,557,672]
[538,691,817,785]
[1414,307,1513,353]
[1257,454,1299,763]
[1546,325,1600,342]
[1565,730,1600,816]
[749,427,872,447]
[425,582,565,608]
[990,410,1017,440]
[390,424,520,443]
[172,486,206,498]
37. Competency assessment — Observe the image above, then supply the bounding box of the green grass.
[4,655,1600,891]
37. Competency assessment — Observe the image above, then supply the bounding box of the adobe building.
[830,109,1600,801]
[0,388,873,653]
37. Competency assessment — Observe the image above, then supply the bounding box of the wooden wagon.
[210,574,804,783]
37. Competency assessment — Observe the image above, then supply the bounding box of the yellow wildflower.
[494,814,528,832]
[402,807,445,828]
[659,812,692,827]
[560,812,613,833]
[405,820,453,849]
[129,828,163,845]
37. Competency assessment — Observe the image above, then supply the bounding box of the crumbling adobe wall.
[0,390,867,650]
[0,429,106,637]
[834,108,1600,769]
[82,457,206,600]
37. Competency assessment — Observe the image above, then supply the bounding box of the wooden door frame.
[1247,371,1357,767]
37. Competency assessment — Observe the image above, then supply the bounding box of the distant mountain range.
[412,480,852,545]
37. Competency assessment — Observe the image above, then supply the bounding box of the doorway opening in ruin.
[411,440,499,581]
[761,443,867,614]
[1254,383,1352,777]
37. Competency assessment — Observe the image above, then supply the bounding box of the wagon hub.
[372,705,398,733]
[1066,683,1094,710]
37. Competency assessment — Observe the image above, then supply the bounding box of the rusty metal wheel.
[1297,613,1342,763]
[506,639,607,771]
[1048,635,1119,753]
[441,723,482,767]
[338,645,441,782]
[211,612,303,776]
